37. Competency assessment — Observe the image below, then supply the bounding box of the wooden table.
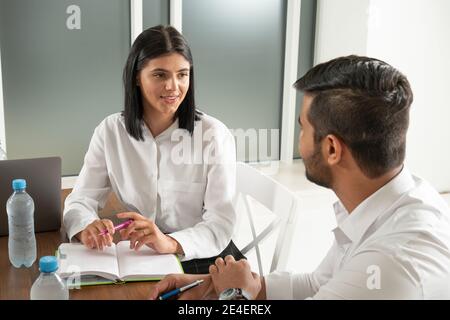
[0,190,157,300]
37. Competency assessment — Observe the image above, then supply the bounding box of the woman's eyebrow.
[150,68,190,72]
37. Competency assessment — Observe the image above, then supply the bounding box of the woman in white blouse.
[63,25,243,273]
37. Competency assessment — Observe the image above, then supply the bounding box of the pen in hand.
[159,279,204,300]
[98,219,133,236]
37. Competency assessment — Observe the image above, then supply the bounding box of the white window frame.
[0,49,5,152]
[170,0,182,32]
[130,0,143,45]
[280,0,301,164]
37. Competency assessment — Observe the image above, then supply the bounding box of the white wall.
[315,0,450,192]
[366,0,450,192]
[314,0,370,62]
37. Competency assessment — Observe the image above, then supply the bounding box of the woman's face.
[137,52,190,117]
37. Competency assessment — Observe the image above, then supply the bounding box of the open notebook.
[57,241,184,286]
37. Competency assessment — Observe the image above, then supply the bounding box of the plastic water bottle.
[7,179,37,268]
[0,142,6,160]
[30,256,69,300]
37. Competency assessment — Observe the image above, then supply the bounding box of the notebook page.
[58,243,119,281]
[116,241,183,280]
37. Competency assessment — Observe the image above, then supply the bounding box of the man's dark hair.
[122,25,200,141]
[294,55,413,178]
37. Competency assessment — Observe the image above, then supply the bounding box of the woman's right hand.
[76,219,115,250]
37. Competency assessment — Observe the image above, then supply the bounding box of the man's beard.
[303,144,333,189]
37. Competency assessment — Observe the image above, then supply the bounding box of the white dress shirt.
[63,112,236,261]
[265,168,450,299]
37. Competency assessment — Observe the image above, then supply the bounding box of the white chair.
[232,162,299,276]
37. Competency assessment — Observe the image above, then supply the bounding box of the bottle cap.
[12,179,26,190]
[39,256,58,273]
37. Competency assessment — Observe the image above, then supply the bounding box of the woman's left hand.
[116,212,184,254]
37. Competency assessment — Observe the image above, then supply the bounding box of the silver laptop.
[0,157,61,236]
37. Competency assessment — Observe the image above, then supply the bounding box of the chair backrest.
[232,162,299,276]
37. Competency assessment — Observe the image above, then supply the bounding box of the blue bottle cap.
[39,256,58,273]
[12,179,26,190]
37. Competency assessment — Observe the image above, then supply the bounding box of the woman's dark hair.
[123,25,200,141]
[294,55,414,178]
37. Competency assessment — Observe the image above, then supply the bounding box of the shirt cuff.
[64,211,97,242]
[167,230,193,261]
[265,271,295,300]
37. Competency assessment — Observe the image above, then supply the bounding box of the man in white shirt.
[149,55,450,300]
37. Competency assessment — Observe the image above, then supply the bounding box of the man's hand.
[148,274,215,300]
[117,212,184,254]
[76,219,115,250]
[209,255,262,299]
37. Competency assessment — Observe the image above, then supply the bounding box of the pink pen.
[98,219,133,236]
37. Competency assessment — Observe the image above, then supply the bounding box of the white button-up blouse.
[63,112,237,261]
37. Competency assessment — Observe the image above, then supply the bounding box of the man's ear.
[323,134,342,165]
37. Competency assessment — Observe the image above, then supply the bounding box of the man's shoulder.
[409,175,450,213]
[386,188,449,233]
[360,197,450,271]
[363,180,450,252]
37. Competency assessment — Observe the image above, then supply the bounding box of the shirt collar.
[332,166,415,246]
[143,118,180,141]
